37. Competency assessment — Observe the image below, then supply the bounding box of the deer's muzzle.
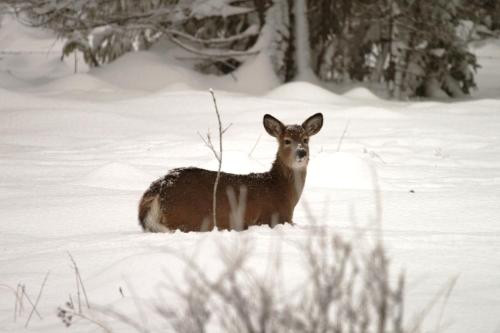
[296,149,307,160]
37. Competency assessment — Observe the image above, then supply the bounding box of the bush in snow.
[306,0,480,98]
[55,227,410,333]
[6,0,266,73]
[157,231,405,333]
[5,0,488,98]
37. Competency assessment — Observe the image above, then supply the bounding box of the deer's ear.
[263,114,284,138]
[302,113,323,136]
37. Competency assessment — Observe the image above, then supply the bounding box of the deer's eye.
[284,139,292,145]
[303,138,309,144]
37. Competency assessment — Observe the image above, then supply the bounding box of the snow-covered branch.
[7,0,263,69]
[165,25,259,45]
[166,31,260,59]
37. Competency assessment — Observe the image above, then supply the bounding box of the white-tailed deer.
[138,113,323,232]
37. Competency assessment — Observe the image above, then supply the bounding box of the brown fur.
[138,113,323,232]
[138,195,155,224]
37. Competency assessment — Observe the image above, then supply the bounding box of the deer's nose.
[296,149,307,159]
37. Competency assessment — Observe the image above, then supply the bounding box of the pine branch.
[166,32,259,59]
[165,25,259,45]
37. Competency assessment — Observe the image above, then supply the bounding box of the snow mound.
[92,46,280,94]
[0,15,62,52]
[92,52,198,91]
[308,152,380,190]
[159,82,198,92]
[35,73,119,93]
[0,15,72,89]
[229,52,281,94]
[0,50,72,87]
[76,163,152,191]
[472,39,500,99]
[473,38,500,56]
[0,86,20,99]
[0,72,28,90]
[342,87,380,100]
[267,81,345,103]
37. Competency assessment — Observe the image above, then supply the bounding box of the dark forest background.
[4,0,500,98]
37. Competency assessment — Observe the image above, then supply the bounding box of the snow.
[1,14,500,333]
[473,38,500,99]
[0,15,63,53]
[75,163,153,191]
[308,152,382,190]
[190,0,253,19]
[267,81,346,104]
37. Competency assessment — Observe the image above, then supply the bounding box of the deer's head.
[263,113,323,170]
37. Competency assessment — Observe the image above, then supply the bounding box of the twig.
[408,276,458,333]
[0,283,26,322]
[204,88,225,230]
[248,134,262,158]
[14,284,20,322]
[25,271,50,328]
[434,275,459,333]
[68,252,90,310]
[124,279,151,333]
[222,123,233,134]
[368,161,384,242]
[62,309,114,333]
[198,131,220,160]
[227,186,248,230]
[336,120,350,152]
[75,262,81,313]
[21,285,42,320]
[0,282,45,321]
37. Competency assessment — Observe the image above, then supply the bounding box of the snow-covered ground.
[1,15,500,333]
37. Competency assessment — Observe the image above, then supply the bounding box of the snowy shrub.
[5,0,488,97]
[390,0,479,98]
[157,231,406,333]
[55,227,412,333]
[6,0,265,72]
[307,0,480,98]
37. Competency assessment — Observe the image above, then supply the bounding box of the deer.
[138,113,323,232]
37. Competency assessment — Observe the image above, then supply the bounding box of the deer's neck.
[270,157,307,207]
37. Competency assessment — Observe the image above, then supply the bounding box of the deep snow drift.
[1,15,500,333]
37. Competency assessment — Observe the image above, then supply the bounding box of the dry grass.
[153,228,406,333]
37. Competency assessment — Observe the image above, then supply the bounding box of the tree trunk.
[391,0,405,99]
[293,0,315,81]
[372,41,390,83]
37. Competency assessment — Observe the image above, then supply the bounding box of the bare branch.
[68,252,90,310]
[20,285,43,320]
[222,123,233,134]
[336,120,350,152]
[197,131,220,161]
[248,134,262,158]
[210,89,224,229]
[25,271,50,328]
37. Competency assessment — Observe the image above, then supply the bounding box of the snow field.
[1,84,499,332]
[1,14,500,333]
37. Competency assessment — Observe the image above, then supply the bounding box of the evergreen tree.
[7,0,263,72]
[5,0,487,98]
